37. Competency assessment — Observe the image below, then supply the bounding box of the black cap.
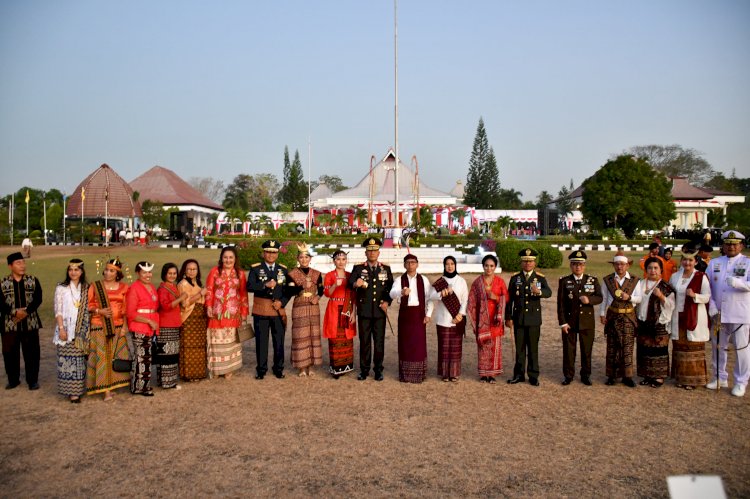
[261,240,281,252]
[7,252,23,265]
[568,250,587,262]
[518,248,538,260]
[362,237,383,250]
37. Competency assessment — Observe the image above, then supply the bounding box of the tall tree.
[581,155,675,238]
[536,190,554,209]
[188,177,225,203]
[313,175,348,193]
[223,174,252,212]
[464,118,503,209]
[278,147,307,211]
[248,173,280,211]
[496,187,523,209]
[623,144,716,186]
[556,184,575,217]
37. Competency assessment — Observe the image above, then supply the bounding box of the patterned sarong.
[86,324,130,394]
[437,324,463,378]
[328,332,354,376]
[398,305,427,383]
[57,342,87,396]
[131,333,153,394]
[637,320,670,378]
[671,327,708,387]
[477,336,503,377]
[207,327,242,376]
[180,303,207,381]
[605,314,636,379]
[155,326,180,388]
[291,301,322,369]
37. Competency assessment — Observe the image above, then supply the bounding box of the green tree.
[314,175,348,193]
[141,200,171,228]
[536,190,554,209]
[497,188,523,209]
[223,174,252,211]
[624,144,716,186]
[278,147,307,211]
[464,118,502,208]
[556,184,575,217]
[492,215,515,238]
[581,155,675,238]
[413,206,434,232]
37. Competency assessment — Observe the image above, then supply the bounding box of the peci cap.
[7,252,24,265]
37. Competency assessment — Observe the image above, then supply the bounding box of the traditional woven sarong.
[131,333,153,394]
[180,303,207,381]
[637,320,670,378]
[86,324,130,394]
[437,324,463,378]
[605,314,636,379]
[57,342,87,396]
[477,336,503,377]
[290,298,322,369]
[398,305,427,383]
[155,326,180,388]
[328,332,354,376]
[207,327,242,376]
[671,327,708,386]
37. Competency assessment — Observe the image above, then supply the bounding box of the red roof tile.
[66,164,142,218]
[129,166,223,210]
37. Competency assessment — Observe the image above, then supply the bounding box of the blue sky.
[1,0,748,202]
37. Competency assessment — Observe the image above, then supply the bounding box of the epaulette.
[251,263,261,267]
[278,263,287,269]
[512,271,521,276]
[535,272,545,277]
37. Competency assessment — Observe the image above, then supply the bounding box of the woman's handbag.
[237,321,255,342]
[111,327,133,372]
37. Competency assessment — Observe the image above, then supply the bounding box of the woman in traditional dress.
[204,246,248,379]
[178,259,208,381]
[156,262,187,389]
[668,250,711,390]
[430,256,468,382]
[467,254,508,384]
[633,256,676,388]
[322,249,357,378]
[53,259,89,403]
[287,243,323,377]
[126,261,160,396]
[86,257,130,401]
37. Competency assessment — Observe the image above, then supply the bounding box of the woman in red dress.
[322,250,357,378]
[156,262,188,389]
[127,261,160,396]
[467,254,509,383]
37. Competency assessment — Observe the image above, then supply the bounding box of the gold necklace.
[69,283,81,308]
[644,279,660,294]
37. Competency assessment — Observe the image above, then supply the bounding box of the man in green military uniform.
[348,237,394,381]
[505,248,552,386]
[557,250,603,386]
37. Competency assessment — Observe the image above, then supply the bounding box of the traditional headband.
[136,262,154,272]
[68,261,83,270]
[296,242,311,256]
[612,256,629,263]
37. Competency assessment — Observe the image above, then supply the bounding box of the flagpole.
[393,0,400,234]
[307,136,312,237]
[63,192,66,245]
[10,193,14,246]
[105,183,109,247]
[81,187,85,246]
[25,190,29,235]
[43,192,48,245]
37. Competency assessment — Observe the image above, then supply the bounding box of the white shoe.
[705,379,729,389]
[731,385,746,397]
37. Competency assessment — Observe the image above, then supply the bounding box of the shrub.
[494,239,562,272]
[235,239,299,270]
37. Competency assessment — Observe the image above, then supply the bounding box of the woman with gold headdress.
[127,261,160,396]
[86,257,130,401]
[286,243,324,377]
[323,249,357,378]
[53,259,89,403]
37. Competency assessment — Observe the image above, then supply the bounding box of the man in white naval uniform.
[707,230,750,397]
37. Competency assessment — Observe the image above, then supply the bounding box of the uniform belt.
[136,308,157,314]
[609,306,634,314]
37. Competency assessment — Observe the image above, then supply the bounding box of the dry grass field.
[1,245,748,498]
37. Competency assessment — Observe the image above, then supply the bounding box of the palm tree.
[352,206,369,227]
[492,215,515,238]
[450,208,467,230]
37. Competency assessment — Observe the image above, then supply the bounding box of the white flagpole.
[10,193,14,246]
[43,193,48,245]
[393,0,399,232]
[63,192,66,245]
[308,136,312,237]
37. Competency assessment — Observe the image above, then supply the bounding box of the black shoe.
[529,378,540,386]
[140,391,154,397]
[507,376,525,384]
[561,377,573,386]
[28,383,40,391]
[255,374,265,380]
[274,372,285,379]
[5,382,20,390]
[605,377,615,386]
[357,373,368,381]
[374,373,384,381]
[581,376,592,386]
[623,377,636,388]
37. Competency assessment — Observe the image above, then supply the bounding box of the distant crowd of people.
[2,230,748,402]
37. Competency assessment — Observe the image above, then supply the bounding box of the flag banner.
[25,190,29,203]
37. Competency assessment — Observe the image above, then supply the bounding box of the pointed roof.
[66,164,142,218]
[310,181,333,202]
[129,166,223,210]
[670,177,713,200]
[449,180,465,199]
[332,148,453,202]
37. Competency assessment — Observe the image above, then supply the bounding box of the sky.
[1,0,749,203]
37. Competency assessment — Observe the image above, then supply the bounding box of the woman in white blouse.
[430,256,469,382]
[632,257,676,388]
[53,259,90,403]
[668,250,711,390]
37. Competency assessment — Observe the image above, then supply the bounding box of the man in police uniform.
[349,237,394,381]
[505,248,552,386]
[247,240,290,379]
[707,230,750,397]
[557,250,603,386]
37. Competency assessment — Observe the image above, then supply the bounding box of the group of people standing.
[2,229,748,401]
